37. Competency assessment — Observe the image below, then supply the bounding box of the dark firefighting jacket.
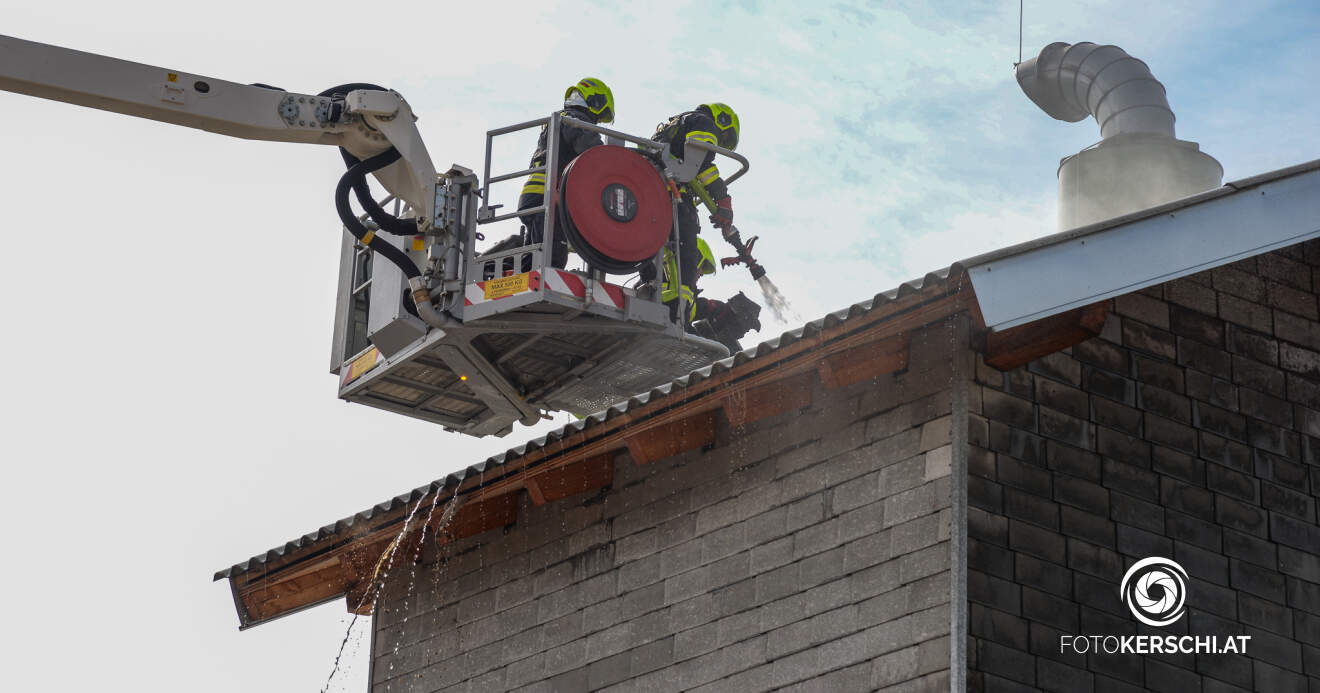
[651,110,730,201]
[517,106,603,209]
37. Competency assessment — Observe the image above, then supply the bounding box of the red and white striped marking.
[464,269,627,309]
[542,269,627,309]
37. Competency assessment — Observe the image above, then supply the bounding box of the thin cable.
[1018,0,1024,66]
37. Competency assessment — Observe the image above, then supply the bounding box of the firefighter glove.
[710,196,734,233]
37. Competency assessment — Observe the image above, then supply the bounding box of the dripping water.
[321,483,458,692]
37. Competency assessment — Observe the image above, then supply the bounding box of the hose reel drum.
[557,145,673,274]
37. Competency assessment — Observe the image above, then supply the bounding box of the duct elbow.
[1018,41,1222,230]
[1016,41,1176,139]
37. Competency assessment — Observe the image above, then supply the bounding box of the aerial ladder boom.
[0,34,437,222]
[1,34,746,437]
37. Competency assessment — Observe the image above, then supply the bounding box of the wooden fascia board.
[624,410,718,465]
[982,300,1110,370]
[239,492,521,623]
[239,558,352,624]
[525,453,614,506]
[816,334,910,389]
[439,492,519,544]
[524,477,549,506]
[722,370,816,428]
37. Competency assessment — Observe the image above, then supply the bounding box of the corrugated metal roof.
[213,263,964,581]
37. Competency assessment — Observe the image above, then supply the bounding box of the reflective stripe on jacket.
[518,107,603,201]
[652,111,730,201]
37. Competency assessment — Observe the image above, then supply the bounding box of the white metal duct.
[1016,41,1176,139]
[1016,42,1222,230]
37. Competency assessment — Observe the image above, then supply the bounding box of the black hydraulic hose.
[318,82,389,99]
[335,148,421,279]
[319,83,420,235]
[339,150,419,236]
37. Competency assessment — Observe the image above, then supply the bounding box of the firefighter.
[657,237,718,318]
[487,77,615,269]
[658,236,762,353]
[645,103,740,321]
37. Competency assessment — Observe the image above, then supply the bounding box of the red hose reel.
[557,145,673,274]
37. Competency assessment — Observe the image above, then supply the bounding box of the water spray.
[689,180,796,323]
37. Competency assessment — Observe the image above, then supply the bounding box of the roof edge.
[959,158,1320,271]
[216,267,976,627]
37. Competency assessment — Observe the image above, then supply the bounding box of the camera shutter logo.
[1120,557,1189,627]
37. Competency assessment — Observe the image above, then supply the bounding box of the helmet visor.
[585,93,613,123]
[712,109,738,149]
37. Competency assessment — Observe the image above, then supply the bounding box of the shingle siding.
[370,320,965,692]
[968,245,1320,692]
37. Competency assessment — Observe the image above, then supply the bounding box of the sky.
[0,1,1316,690]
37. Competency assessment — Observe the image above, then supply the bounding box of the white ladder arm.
[0,35,437,222]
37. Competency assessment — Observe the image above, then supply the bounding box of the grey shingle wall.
[968,245,1320,692]
[370,319,965,692]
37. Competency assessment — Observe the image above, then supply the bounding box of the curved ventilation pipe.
[1016,42,1222,230]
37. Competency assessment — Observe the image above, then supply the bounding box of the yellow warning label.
[484,272,530,300]
[343,347,381,386]
[412,236,425,251]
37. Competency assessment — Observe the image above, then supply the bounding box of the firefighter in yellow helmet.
[646,103,739,302]
[659,237,718,316]
[488,78,616,268]
[644,103,757,348]
[660,240,761,353]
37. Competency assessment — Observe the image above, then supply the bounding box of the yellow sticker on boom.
[342,346,382,386]
[484,272,530,300]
